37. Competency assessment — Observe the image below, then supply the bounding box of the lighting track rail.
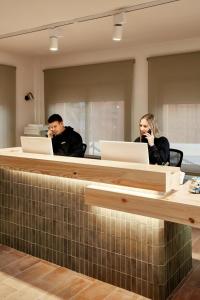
[0,0,180,40]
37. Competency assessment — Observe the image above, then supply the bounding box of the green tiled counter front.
[0,168,192,300]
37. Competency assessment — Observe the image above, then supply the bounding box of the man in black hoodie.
[47,114,83,157]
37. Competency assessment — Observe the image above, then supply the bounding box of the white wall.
[0,50,35,145]
[33,58,45,125]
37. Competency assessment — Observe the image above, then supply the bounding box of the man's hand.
[47,128,54,138]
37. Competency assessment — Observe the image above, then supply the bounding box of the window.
[148,52,200,174]
[163,103,200,167]
[44,60,134,145]
[48,100,124,155]
[0,65,16,148]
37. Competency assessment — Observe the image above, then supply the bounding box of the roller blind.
[0,64,16,147]
[44,60,134,141]
[148,52,200,173]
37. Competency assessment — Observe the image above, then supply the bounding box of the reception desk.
[0,148,195,300]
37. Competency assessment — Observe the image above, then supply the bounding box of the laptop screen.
[100,140,149,164]
[20,136,53,155]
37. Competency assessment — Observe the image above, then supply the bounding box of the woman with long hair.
[135,113,170,165]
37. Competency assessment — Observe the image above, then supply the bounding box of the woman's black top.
[134,136,170,165]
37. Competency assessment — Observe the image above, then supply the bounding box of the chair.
[169,148,183,167]
[80,143,87,157]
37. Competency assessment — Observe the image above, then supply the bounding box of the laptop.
[100,140,149,164]
[20,136,53,155]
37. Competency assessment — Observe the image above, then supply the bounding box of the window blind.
[0,64,16,148]
[148,52,200,173]
[44,60,134,141]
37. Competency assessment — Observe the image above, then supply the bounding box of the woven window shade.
[0,64,16,147]
[44,60,134,140]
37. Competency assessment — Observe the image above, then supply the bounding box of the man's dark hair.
[48,114,63,123]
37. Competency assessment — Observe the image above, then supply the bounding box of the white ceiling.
[0,0,199,56]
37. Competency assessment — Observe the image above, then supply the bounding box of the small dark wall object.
[25,92,34,101]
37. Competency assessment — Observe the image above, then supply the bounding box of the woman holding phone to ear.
[134,113,170,165]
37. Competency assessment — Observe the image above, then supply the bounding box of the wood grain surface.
[0,148,180,192]
[85,181,200,228]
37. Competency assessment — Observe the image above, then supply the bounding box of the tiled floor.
[0,228,200,300]
[0,244,148,300]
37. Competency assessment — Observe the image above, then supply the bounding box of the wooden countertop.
[0,147,180,192]
[1,147,199,228]
[86,181,200,228]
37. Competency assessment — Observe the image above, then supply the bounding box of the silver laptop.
[21,136,53,155]
[100,140,149,164]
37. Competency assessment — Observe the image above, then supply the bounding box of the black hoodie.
[134,136,169,165]
[52,126,83,157]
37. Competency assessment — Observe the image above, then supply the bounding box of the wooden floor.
[0,228,200,300]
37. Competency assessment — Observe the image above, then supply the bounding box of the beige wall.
[0,50,35,145]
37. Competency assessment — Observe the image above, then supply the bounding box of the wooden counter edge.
[0,153,180,192]
[85,182,200,228]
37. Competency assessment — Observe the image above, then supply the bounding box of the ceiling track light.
[113,12,126,42]
[49,35,58,51]
[49,28,63,52]
[0,0,180,42]
[113,24,123,42]
[0,0,180,51]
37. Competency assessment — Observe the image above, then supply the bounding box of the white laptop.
[100,140,149,164]
[21,136,53,155]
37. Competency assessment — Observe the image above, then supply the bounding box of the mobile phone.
[148,129,151,134]
[141,134,147,143]
[141,129,151,142]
